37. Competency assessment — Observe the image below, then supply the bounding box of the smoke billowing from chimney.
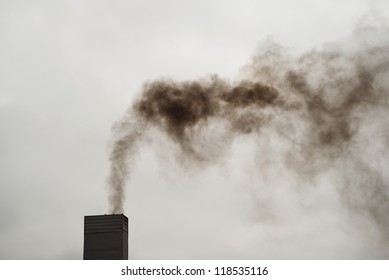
[107,16,389,245]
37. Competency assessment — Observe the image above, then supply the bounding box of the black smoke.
[107,16,389,250]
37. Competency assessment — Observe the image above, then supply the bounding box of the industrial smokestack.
[83,214,128,260]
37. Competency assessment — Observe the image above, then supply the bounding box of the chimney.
[83,214,128,260]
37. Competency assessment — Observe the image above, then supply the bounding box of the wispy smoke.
[107,15,389,250]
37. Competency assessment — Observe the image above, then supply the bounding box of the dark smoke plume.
[107,17,389,247]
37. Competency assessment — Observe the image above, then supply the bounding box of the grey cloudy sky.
[1,0,389,259]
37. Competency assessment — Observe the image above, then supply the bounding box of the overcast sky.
[1,0,389,260]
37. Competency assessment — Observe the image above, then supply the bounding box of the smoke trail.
[108,115,144,213]
[134,78,283,159]
[107,16,389,246]
[107,78,283,212]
